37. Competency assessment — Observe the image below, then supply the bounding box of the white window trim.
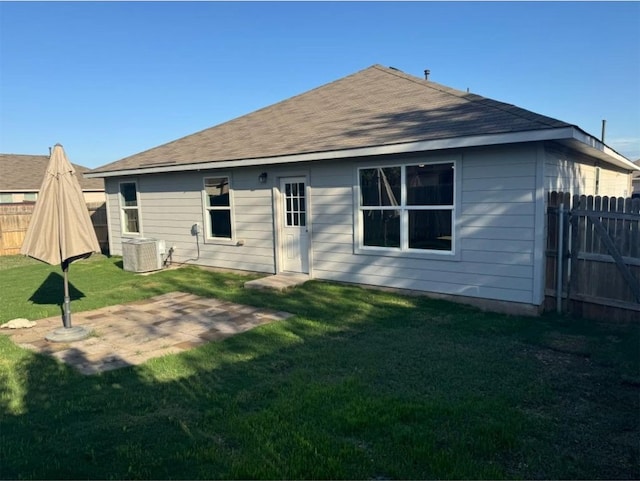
[118,180,142,237]
[201,174,236,245]
[355,158,459,260]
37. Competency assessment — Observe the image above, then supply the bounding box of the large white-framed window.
[119,181,140,235]
[358,161,456,254]
[203,176,233,240]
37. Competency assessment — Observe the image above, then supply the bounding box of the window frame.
[201,174,236,244]
[356,159,458,258]
[118,180,141,236]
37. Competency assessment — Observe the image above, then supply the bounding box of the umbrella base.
[46,326,91,343]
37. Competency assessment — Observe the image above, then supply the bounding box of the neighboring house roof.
[0,153,105,192]
[88,64,638,177]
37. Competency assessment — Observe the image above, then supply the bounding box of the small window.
[120,182,140,234]
[359,162,455,253]
[24,193,37,202]
[0,193,14,203]
[204,177,232,239]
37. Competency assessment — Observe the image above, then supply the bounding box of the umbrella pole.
[45,259,89,342]
[63,260,72,328]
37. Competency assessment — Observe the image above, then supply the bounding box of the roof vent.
[424,69,430,80]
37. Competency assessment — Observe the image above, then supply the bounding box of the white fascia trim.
[86,126,634,178]
[568,128,639,171]
[0,189,39,193]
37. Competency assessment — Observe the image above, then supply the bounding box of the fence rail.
[546,192,640,322]
[0,201,109,257]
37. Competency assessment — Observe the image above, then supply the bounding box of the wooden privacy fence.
[546,191,640,322]
[0,201,109,257]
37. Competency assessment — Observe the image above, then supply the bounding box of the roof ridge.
[373,64,566,129]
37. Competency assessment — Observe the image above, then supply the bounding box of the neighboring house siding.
[0,190,105,204]
[309,144,539,305]
[82,191,107,204]
[544,146,631,197]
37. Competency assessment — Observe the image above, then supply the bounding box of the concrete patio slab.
[2,292,293,375]
[244,273,310,291]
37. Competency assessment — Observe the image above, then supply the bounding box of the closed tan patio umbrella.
[21,144,101,342]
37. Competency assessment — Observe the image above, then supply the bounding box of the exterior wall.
[104,142,631,309]
[308,144,542,306]
[105,167,275,273]
[544,145,632,197]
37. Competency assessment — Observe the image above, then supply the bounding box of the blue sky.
[1,1,639,168]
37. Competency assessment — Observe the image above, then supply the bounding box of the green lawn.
[0,255,638,480]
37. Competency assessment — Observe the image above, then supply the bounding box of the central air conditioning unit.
[122,238,166,273]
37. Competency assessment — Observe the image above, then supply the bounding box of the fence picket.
[593,195,602,255]
[631,198,640,258]
[546,191,640,321]
[0,202,108,256]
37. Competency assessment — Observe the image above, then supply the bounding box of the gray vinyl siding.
[105,167,276,273]
[308,145,540,305]
[103,142,562,306]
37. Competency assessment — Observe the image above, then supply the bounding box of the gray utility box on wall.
[122,238,166,273]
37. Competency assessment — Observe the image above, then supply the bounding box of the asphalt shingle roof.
[92,64,572,173]
[0,154,105,191]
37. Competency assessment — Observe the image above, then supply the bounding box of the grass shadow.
[28,272,86,305]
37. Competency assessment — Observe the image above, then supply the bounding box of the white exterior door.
[280,177,309,273]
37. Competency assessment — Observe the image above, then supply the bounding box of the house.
[86,65,638,315]
[0,153,105,204]
[0,153,108,256]
[633,159,640,198]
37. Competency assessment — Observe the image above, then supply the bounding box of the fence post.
[556,203,564,313]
